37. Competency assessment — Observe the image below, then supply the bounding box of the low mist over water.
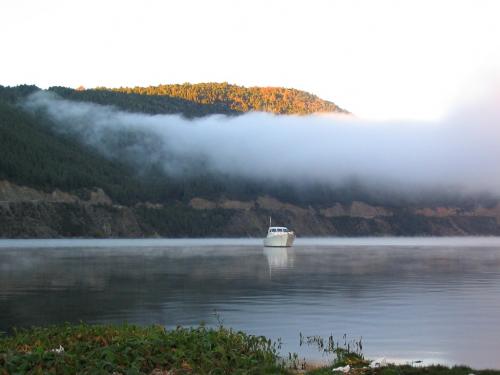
[1,238,500,368]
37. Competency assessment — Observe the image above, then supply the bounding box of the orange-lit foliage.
[106,82,348,115]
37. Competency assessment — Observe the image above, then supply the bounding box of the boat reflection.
[263,247,295,277]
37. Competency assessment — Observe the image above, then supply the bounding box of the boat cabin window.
[269,227,289,233]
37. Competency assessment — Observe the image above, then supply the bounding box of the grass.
[1,324,499,375]
[0,323,289,374]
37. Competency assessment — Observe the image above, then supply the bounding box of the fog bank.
[23,90,500,195]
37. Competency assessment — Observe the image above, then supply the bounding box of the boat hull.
[263,233,295,247]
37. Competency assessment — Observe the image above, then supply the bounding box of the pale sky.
[1,0,499,120]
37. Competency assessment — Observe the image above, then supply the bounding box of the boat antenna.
[269,216,272,227]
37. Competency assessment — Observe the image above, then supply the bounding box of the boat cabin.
[268,227,289,233]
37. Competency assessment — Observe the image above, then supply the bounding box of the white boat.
[263,219,295,247]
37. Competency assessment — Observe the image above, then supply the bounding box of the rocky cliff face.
[2,180,500,238]
[0,181,143,238]
[188,196,500,237]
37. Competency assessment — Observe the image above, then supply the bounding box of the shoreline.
[1,323,499,374]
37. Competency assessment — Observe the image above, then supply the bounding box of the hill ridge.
[100,82,349,115]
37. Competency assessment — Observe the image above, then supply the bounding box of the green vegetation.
[1,324,498,375]
[135,205,235,237]
[0,85,39,105]
[0,86,238,205]
[48,86,240,118]
[0,100,143,202]
[0,323,288,374]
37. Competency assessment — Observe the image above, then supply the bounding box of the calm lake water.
[1,237,500,368]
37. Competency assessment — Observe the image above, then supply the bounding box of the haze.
[23,88,500,195]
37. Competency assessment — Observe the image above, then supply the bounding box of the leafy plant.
[0,323,290,374]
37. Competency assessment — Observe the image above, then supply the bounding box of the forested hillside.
[1,84,500,238]
[48,86,239,117]
[106,82,349,115]
[0,84,352,206]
